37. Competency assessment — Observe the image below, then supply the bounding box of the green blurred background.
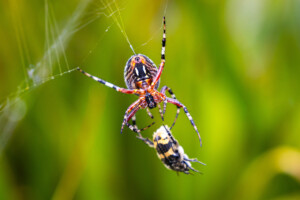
[1,0,300,199]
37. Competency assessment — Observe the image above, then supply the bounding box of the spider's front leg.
[166,97,202,146]
[120,99,141,133]
[77,67,144,95]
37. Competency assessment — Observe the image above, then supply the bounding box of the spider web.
[0,0,168,153]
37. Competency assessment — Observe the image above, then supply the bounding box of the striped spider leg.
[125,121,154,147]
[77,68,151,130]
[165,97,202,146]
[150,17,166,90]
[160,86,180,130]
[77,68,145,96]
[130,108,156,137]
[131,113,154,135]
[147,17,201,146]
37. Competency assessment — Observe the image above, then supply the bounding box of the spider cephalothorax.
[77,17,202,146]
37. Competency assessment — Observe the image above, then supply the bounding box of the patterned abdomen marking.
[124,54,160,90]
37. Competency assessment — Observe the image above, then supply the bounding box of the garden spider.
[77,17,202,146]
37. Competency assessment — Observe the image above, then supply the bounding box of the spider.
[77,17,202,146]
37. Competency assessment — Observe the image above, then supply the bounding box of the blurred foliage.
[0,0,300,199]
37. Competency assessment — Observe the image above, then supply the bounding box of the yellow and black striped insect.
[130,124,205,174]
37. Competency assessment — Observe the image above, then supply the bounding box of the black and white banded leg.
[161,86,180,130]
[150,16,166,88]
[136,136,154,148]
[126,122,154,147]
[157,104,164,121]
[146,108,154,119]
[130,114,155,137]
[165,97,202,146]
[131,115,141,137]
[77,67,143,95]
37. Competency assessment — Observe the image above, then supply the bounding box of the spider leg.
[146,108,154,119]
[162,125,177,145]
[166,97,202,147]
[121,99,141,133]
[163,100,167,116]
[77,67,144,95]
[126,122,155,135]
[136,135,154,148]
[137,108,156,131]
[131,115,141,137]
[126,122,154,147]
[157,104,164,121]
[160,86,180,130]
[132,115,137,129]
[151,17,166,89]
[135,108,155,131]
[125,107,156,136]
[161,86,178,113]
[140,122,156,132]
[127,115,155,137]
[127,107,156,132]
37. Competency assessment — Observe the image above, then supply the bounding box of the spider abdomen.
[124,54,160,90]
